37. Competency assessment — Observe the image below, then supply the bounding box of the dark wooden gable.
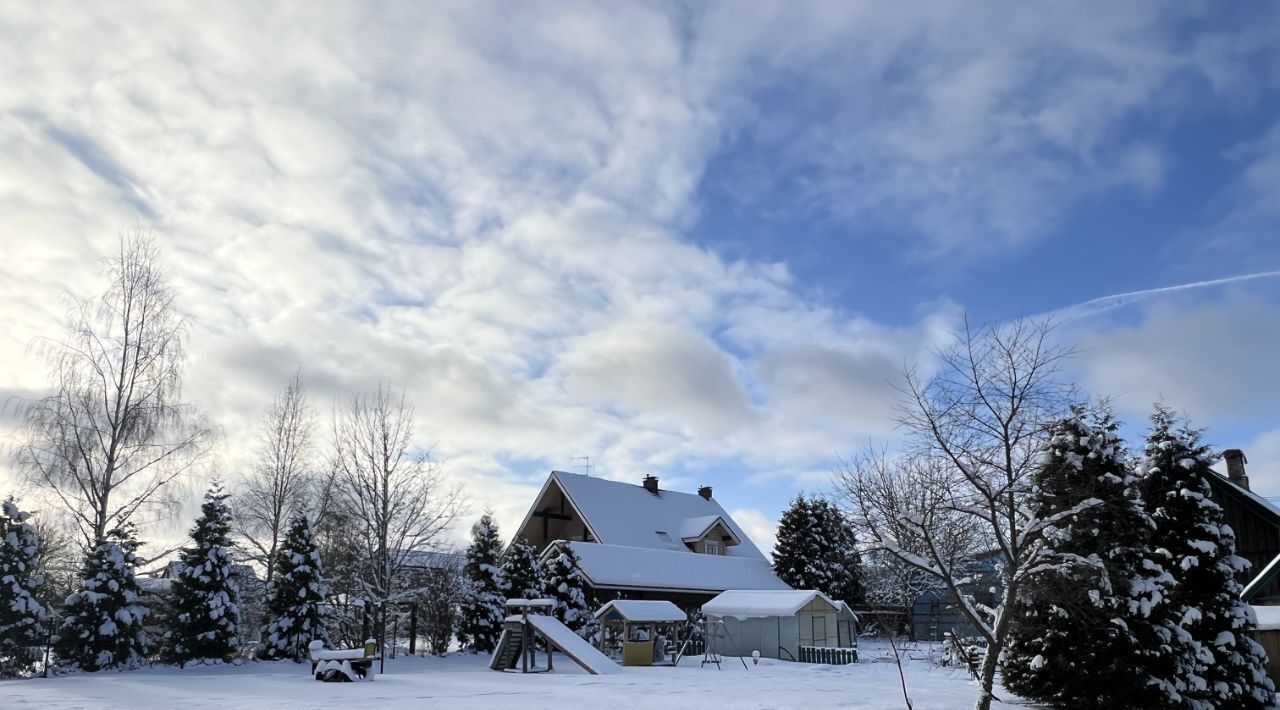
[1206,473,1280,604]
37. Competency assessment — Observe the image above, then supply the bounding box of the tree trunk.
[974,646,1000,710]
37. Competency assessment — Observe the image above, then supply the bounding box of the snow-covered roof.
[1208,470,1280,521]
[547,471,764,559]
[594,599,689,623]
[505,598,555,608]
[1253,605,1280,631]
[703,590,840,619]
[565,541,789,594]
[138,577,173,594]
[399,549,464,570]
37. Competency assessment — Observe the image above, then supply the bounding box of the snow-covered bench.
[308,639,378,682]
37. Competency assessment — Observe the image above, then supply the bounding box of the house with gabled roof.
[515,470,790,608]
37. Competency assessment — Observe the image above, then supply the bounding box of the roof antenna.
[571,456,592,476]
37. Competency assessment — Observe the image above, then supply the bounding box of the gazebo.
[593,599,690,666]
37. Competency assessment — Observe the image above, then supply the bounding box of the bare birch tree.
[837,317,1078,710]
[16,232,211,549]
[235,372,315,582]
[330,385,463,657]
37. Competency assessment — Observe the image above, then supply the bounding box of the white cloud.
[0,2,951,545]
[1,2,1277,552]
[730,508,778,560]
[1071,290,1280,429]
[689,2,1277,260]
[1234,429,1280,499]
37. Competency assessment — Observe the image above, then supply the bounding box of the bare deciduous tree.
[843,453,984,636]
[17,233,211,549]
[837,317,1078,710]
[330,385,463,658]
[235,372,315,582]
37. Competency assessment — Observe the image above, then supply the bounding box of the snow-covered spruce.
[1002,407,1177,707]
[0,497,49,677]
[541,541,597,640]
[501,536,544,603]
[55,525,150,671]
[163,482,242,666]
[815,497,863,608]
[457,513,506,652]
[257,514,330,661]
[1142,405,1276,709]
[772,494,863,607]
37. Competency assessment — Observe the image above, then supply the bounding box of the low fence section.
[798,645,858,665]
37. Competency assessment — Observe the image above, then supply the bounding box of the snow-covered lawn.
[3,644,1026,710]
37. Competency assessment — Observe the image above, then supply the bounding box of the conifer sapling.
[164,482,242,665]
[258,514,330,661]
[56,525,150,671]
[0,498,49,677]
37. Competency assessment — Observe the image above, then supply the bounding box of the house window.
[704,539,720,555]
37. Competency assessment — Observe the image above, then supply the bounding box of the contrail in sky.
[1049,269,1280,322]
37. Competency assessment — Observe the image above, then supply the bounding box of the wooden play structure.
[490,599,620,675]
[593,599,691,666]
[308,638,378,682]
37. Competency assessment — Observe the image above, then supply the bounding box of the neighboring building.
[910,550,1001,642]
[515,470,789,608]
[400,550,465,576]
[1208,450,1280,605]
[909,449,1280,641]
[139,560,266,649]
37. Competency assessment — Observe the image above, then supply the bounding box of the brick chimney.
[642,475,659,495]
[1223,449,1249,490]
[698,485,713,500]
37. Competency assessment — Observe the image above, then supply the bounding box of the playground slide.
[525,615,621,675]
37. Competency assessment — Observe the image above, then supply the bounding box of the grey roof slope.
[550,470,766,560]
[563,541,790,594]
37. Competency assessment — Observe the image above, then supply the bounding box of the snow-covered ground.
[3,643,1026,710]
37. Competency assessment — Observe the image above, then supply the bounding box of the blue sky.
[1,1,1279,552]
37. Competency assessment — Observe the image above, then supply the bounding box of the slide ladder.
[489,626,524,671]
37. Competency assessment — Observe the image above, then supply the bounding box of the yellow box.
[622,640,654,666]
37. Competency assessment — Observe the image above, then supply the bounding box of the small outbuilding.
[594,599,690,666]
[702,590,857,663]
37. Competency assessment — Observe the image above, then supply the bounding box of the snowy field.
[3,643,1026,710]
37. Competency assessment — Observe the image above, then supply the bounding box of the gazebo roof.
[593,599,688,623]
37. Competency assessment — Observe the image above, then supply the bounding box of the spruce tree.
[773,495,817,589]
[164,483,242,665]
[457,513,506,652]
[501,536,544,602]
[541,541,596,639]
[258,514,330,661]
[0,498,49,677]
[814,498,864,608]
[1002,408,1177,707]
[773,495,863,605]
[56,525,149,671]
[1142,406,1276,708]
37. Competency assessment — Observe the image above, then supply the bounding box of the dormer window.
[705,539,720,555]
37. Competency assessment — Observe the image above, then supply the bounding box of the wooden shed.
[702,590,857,663]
